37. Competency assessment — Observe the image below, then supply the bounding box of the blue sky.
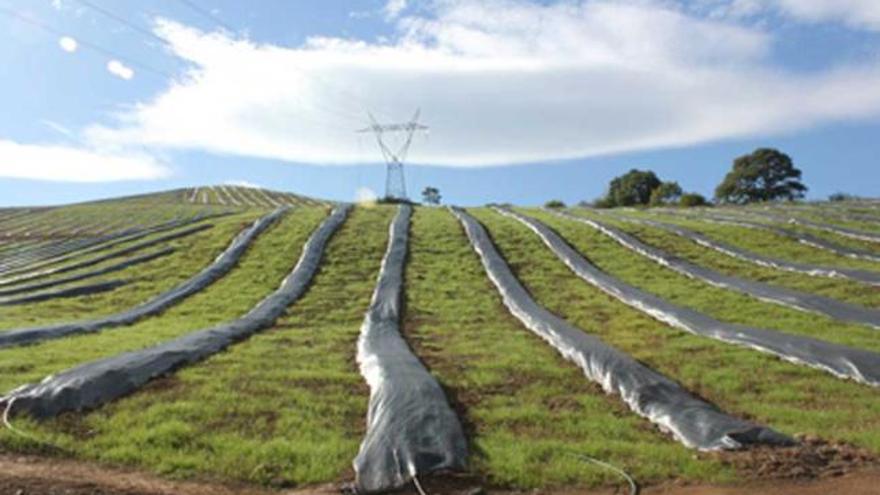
[1,0,879,206]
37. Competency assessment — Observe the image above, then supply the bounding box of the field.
[0,186,879,495]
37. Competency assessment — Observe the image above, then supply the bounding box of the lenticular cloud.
[84,0,880,167]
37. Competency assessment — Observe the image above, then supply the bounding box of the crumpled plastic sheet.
[0,280,129,306]
[0,208,288,349]
[1,205,349,419]
[498,208,880,387]
[0,211,228,277]
[452,207,793,451]
[354,205,468,493]
[0,248,175,298]
[555,211,880,330]
[602,213,880,287]
[659,210,880,263]
[0,224,212,288]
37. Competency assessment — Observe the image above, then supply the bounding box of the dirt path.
[2,453,880,495]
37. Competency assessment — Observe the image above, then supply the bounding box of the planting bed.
[0,193,879,495]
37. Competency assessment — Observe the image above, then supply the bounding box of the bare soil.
[2,439,879,495]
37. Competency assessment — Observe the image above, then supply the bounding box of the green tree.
[714,148,807,204]
[602,169,662,207]
[421,186,442,205]
[649,181,683,206]
[679,193,708,207]
[544,199,566,209]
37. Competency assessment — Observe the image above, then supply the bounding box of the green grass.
[571,210,878,308]
[472,208,880,458]
[525,208,880,353]
[625,209,880,272]
[0,206,394,488]
[402,207,729,489]
[0,207,327,395]
[0,212,264,330]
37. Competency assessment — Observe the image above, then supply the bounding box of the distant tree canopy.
[714,148,807,204]
[544,199,566,209]
[602,169,662,207]
[679,193,708,207]
[829,192,858,202]
[421,186,442,205]
[649,181,683,206]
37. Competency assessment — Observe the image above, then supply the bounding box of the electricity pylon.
[357,109,428,201]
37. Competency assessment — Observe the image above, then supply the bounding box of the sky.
[0,0,879,206]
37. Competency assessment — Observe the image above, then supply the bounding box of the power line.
[73,0,167,45]
[0,4,172,79]
[174,0,234,32]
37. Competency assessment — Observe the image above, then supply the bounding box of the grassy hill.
[0,189,878,494]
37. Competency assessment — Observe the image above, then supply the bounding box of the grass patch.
[0,208,327,395]
[402,207,729,489]
[0,212,263,331]
[574,211,878,308]
[526,209,880,353]
[474,208,880,458]
[623,210,880,272]
[0,206,394,488]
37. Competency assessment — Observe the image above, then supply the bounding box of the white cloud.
[41,120,74,138]
[715,0,880,30]
[384,0,408,19]
[58,36,77,52]
[106,60,134,80]
[83,0,880,167]
[224,179,261,188]
[355,186,378,204]
[0,139,169,182]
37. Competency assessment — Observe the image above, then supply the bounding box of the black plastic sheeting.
[555,211,880,329]
[0,211,229,277]
[354,205,468,493]
[0,280,129,306]
[602,213,880,287]
[747,211,880,244]
[0,248,174,298]
[0,208,288,349]
[658,210,880,263]
[498,208,880,387]
[1,205,349,419]
[452,207,792,451]
[0,224,212,288]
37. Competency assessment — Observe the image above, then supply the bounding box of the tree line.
[546,147,811,209]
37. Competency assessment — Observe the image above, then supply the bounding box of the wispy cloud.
[384,0,408,20]
[77,0,880,168]
[106,60,134,80]
[224,179,261,188]
[58,36,77,52]
[0,139,169,182]
[718,0,880,31]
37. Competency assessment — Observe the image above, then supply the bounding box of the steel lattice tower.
[357,110,428,201]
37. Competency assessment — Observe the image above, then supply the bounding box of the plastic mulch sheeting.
[554,211,880,329]
[0,208,288,349]
[0,224,213,287]
[498,208,880,387]
[657,210,880,263]
[745,210,880,244]
[0,211,228,277]
[0,248,174,298]
[1,205,349,419]
[452,207,793,451]
[602,213,880,287]
[354,205,468,493]
[0,280,129,306]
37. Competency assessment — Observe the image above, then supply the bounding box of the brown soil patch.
[3,452,880,495]
[712,434,878,480]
